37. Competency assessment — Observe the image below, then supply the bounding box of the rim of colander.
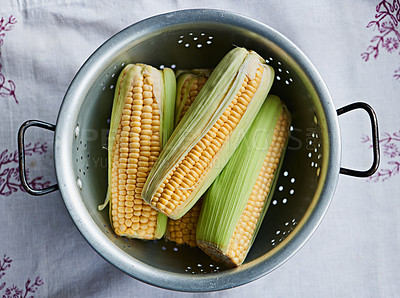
[55,8,341,292]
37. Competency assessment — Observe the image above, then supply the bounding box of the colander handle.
[17,120,59,196]
[337,102,380,177]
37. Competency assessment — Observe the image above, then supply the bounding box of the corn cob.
[166,197,204,246]
[105,63,175,239]
[165,70,210,246]
[174,69,211,125]
[196,95,291,267]
[142,47,275,220]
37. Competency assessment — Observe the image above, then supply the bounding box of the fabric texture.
[0,0,399,297]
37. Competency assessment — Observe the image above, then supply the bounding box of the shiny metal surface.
[54,9,341,291]
[336,102,380,177]
[18,120,58,195]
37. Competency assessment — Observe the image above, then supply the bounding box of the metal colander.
[17,9,379,292]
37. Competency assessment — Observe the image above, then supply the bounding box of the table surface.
[1,1,399,297]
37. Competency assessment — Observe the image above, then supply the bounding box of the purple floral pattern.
[362,130,400,182]
[361,0,400,81]
[395,65,400,79]
[0,15,18,103]
[0,255,43,298]
[0,142,51,196]
[0,15,16,47]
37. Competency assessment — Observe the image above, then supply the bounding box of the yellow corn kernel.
[174,69,211,125]
[166,198,203,247]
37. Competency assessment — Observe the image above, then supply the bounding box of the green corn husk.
[162,68,176,147]
[196,95,291,266]
[142,47,275,220]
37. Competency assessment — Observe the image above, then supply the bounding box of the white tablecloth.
[0,1,399,297]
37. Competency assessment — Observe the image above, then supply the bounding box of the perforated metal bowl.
[17,9,379,292]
